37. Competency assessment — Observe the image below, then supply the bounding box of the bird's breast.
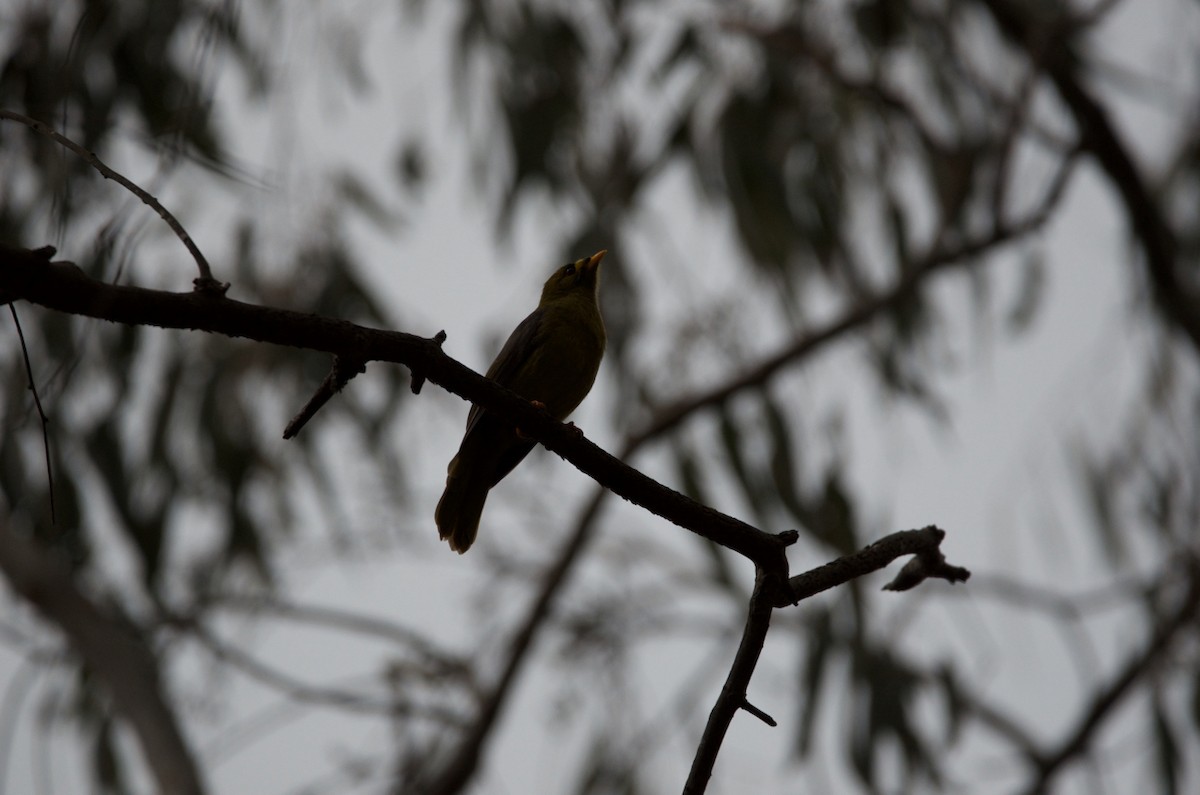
[510,306,604,420]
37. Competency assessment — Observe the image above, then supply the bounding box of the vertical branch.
[683,571,776,795]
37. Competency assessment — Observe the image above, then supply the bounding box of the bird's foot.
[564,421,583,439]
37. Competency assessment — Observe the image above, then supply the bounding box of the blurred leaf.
[226,495,272,583]
[934,664,965,744]
[674,440,708,506]
[334,170,397,231]
[718,86,804,275]
[762,390,806,525]
[1007,249,1045,334]
[717,404,768,525]
[573,734,640,795]
[1153,697,1180,795]
[1191,668,1200,735]
[853,0,909,51]
[653,24,701,83]
[675,440,738,594]
[1141,462,1180,541]
[494,8,584,221]
[93,717,124,794]
[928,145,976,227]
[328,19,372,95]
[812,468,858,555]
[394,139,427,193]
[849,644,938,790]
[885,189,911,267]
[1074,442,1127,566]
[795,606,833,757]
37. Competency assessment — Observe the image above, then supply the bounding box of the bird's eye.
[563,264,576,276]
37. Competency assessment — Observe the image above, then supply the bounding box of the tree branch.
[0,519,206,795]
[682,527,968,795]
[782,525,966,607]
[0,242,792,568]
[1,245,975,795]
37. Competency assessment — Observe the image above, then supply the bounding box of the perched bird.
[435,250,607,553]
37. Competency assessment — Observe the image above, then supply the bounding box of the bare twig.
[738,699,776,727]
[282,354,368,438]
[783,526,967,607]
[7,304,55,524]
[0,109,226,292]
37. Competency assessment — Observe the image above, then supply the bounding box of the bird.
[435,250,607,553]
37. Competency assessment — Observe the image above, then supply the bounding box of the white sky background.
[2,1,1200,793]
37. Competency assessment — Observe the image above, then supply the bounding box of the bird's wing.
[462,307,545,439]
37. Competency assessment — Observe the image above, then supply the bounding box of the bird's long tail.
[435,462,489,554]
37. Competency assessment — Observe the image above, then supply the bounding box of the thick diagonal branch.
[0,243,789,567]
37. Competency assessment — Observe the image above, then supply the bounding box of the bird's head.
[539,250,605,307]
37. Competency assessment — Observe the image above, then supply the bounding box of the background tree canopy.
[1,0,1199,793]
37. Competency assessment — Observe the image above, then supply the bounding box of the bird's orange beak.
[581,249,607,273]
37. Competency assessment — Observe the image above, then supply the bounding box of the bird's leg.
[515,400,548,440]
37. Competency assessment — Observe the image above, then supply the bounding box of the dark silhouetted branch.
[782,526,966,607]
[0,243,974,795]
[683,572,776,795]
[0,243,790,568]
[283,354,368,439]
[7,304,55,524]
